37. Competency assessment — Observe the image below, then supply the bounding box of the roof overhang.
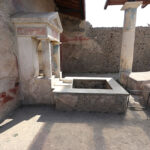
[55,0,85,20]
[104,0,150,9]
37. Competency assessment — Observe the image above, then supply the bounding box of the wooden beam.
[142,0,150,8]
[105,0,150,9]
[104,0,109,9]
[80,0,85,19]
[54,0,85,19]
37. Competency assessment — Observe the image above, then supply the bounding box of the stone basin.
[53,77,129,113]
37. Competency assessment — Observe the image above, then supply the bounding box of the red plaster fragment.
[9,87,18,95]
[17,27,46,36]
[0,92,6,98]
[2,95,14,105]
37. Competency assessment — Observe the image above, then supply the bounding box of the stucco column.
[41,40,52,78]
[119,1,142,83]
[52,43,61,78]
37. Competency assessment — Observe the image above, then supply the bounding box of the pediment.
[12,12,63,33]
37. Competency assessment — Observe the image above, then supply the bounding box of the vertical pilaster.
[41,40,52,78]
[52,44,61,78]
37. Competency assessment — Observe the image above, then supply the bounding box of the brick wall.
[60,14,150,74]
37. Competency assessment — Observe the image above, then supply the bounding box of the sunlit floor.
[0,106,150,150]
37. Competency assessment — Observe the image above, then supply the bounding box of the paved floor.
[1,106,150,150]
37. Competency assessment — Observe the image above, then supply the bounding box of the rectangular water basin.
[73,79,112,89]
[53,77,129,113]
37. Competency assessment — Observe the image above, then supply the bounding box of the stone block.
[142,84,150,106]
[54,77,129,113]
[55,93,128,113]
[21,78,53,105]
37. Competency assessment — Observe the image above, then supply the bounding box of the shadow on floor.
[1,106,150,150]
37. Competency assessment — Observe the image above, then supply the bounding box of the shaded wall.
[60,15,150,74]
[0,0,55,121]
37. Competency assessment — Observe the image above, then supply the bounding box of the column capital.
[37,37,50,42]
[51,41,62,46]
[121,1,142,10]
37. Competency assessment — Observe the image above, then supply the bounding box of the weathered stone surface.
[21,78,53,105]
[0,77,19,122]
[54,77,129,113]
[120,72,150,107]
[12,0,55,13]
[56,94,78,107]
[55,93,128,113]
[0,0,56,120]
[0,0,18,121]
[142,84,150,106]
[122,72,150,95]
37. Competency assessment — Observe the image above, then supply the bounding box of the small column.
[51,42,61,78]
[119,1,142,83]
[41,40,52,78]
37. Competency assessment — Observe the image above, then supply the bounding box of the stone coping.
[129,71,150,82]
[121,1,142,10]
[54,77,129,95]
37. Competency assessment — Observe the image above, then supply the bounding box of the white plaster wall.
[0,0,19,121]
[12,0,55,13]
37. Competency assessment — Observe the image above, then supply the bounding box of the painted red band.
[9,87,18,95]
[61,34,89,42]
[17,27,46,36]
[0,92,6,98]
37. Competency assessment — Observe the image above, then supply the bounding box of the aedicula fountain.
[12,10,130,113]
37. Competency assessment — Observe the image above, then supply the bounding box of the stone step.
[128,95,145,109]
[60,78,73,84]
[125,72,150,95]
[142,83,150,107]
